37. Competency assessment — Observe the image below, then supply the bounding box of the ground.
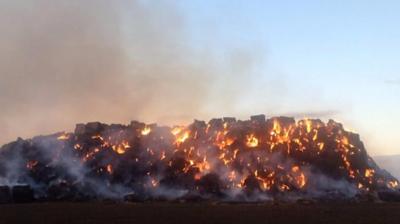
[1,202,400,224]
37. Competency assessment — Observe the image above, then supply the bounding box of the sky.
[0,0,399,156]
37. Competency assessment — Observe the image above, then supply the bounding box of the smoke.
[1,116,399,202]
[279,110,340,120]
[0,0,267,145]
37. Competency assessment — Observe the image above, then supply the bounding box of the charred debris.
[0,115,399,203]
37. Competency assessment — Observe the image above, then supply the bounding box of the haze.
[0,0,399,156]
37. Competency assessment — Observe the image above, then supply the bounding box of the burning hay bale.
[0,115,399,203]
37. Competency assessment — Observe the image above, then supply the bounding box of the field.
[1,202,400,224]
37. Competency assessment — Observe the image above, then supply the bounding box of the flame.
[74,143,82,150]
[171,126,183,136]
[246,134,259,148]
[305,119,312,133]
[194,173,202,180]
[365,168,375,178]
[26,160,38,170]
[272,119,282,135]
[106,164,113,174]
[341,136,349,146]
[195,157,211,173]
[141,126,151,135]
[175,130,190,145]
[297,173,306,188]
[151,179,159,187]
[57,133,70,140]
[160,151,166,160]
[279,184,290,191]
[317,142,324,151]
[226,138,235,146]
[32,116,397,196]
[91,135,104,141]
[112,140,130,154]
[291,166,300,172]
[387,180,399,189]
[291,166,307,188]
[228,171,236,182]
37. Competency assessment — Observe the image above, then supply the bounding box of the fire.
[194,173,202,180]
[91,135,104,141]
[106,164,113,174]
[341,136,349,146]
[246,134,259,148]
[297,172,306,188]
[365,168,375,178]
[57,133,70,140]
[291,166,307,188]
[26,160,38,170]
[226,138,235,146]
[279,184,290,191]
[112,141,130,154]
[160,151,166,160]
[272,119,282,135]
[228,171,236,182]
[175,130,190,145]
[171,126,183,136]
[196,160,211,173]
[317,142,324,151]
[291,166,300,172]
[387,180,399,189]
[151,179,158,187]
[141,126,151,135]
[74,143,82,150]
[5,115,398,201]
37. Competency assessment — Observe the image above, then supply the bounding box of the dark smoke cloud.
[0,0,268,144]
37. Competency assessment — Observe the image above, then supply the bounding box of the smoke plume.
[0,0,266,144]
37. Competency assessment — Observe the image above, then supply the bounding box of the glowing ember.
[175,130,190,145]
[57,133,70,140]
[246,134,259,148]
[0,115,398,202]
[106,164,113,174]
[112,141,130,154]
[141,126,151,135]
[365,169,375,178]
[171,126,183,136]
[26,160,38,170]
[388,180,399,189]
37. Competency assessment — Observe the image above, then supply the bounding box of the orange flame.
[57,133,70,140]
[246,134,259,148]
[141,126,151,136]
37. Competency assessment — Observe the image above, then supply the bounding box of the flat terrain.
[1,202,400,224]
